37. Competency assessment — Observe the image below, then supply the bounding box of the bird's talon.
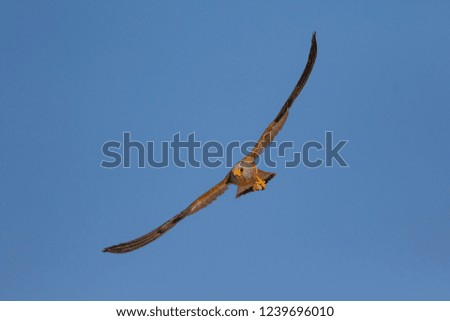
[254,176,266,190]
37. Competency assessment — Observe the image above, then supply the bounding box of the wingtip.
[312,31,317,41]
[103,247,115,253]
[102,247,123,254]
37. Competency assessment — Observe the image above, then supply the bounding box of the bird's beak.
[233,168,241,177]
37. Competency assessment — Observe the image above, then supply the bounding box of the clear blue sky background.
[1,1,449,300]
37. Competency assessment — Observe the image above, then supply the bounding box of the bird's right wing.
[244,32,317,162]
[103,174,231,254]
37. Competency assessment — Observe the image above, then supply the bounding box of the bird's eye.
[240,168,243,172]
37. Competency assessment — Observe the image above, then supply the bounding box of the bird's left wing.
[244,32,317,162]
[103,174,231,254]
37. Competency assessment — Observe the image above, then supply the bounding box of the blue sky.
[1,1,449,300]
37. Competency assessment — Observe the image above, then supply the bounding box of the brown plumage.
[103,32,317,254]
[245,32,317,162]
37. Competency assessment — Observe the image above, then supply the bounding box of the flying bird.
[103,32,317,254]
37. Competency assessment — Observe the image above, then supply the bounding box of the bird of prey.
[103,32,317,254]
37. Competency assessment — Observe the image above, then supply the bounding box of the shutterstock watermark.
[100,131,349,169]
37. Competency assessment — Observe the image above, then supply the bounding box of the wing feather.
[103,174,231,254]
[245,32,317,161]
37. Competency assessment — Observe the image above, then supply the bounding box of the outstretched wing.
[245,32,317,161]
[103,174,231,254]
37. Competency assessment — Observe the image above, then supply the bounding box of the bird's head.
[231,161,255,182]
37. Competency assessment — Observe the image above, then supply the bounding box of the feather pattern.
[103,175,230,253]
[245,32,317,161]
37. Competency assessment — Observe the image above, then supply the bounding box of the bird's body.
[230,161,276,197]
[103,33,318,254]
